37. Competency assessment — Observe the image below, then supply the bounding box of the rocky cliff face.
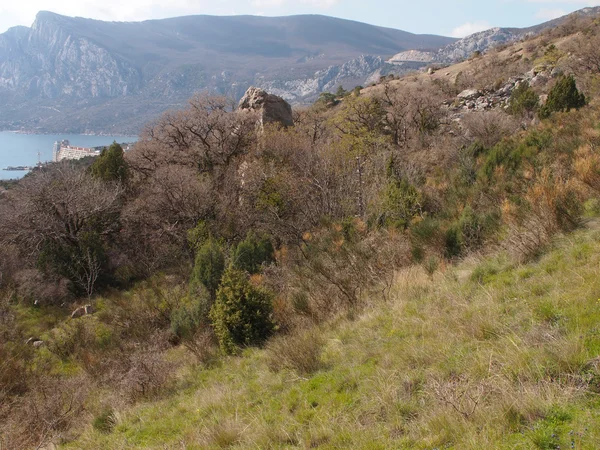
[1,12,140,99]
[434,28,523,64]
[258,55,397,102]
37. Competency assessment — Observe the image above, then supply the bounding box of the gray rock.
[525,68,538,79]
[530,75,548,88]
[238,87,294,128]
[33,340,45,348]
[458,89,482,101]
[551,67,564,78]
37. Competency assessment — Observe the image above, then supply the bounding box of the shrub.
[190,238,225,299]
[444,224,462,259]
[89,142,129,183]
[171,295,217,362]
[508,82,539,117]
[539,75,586,119]
[232,232,274,274]
[209,268,275,354]
[380,178,423,229]
[171,300,205,342]
[187,220,210,251]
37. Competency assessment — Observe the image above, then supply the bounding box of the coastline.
[2,128,139,137]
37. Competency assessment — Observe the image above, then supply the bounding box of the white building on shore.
[52,140,100,162]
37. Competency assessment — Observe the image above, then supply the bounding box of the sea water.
[0,132,137,180]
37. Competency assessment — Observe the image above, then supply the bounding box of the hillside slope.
[62,221,600,449]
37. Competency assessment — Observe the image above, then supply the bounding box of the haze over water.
[0,132,137,180]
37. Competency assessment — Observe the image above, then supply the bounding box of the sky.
[0,0,599,37]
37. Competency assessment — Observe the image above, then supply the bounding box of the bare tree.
[0,164,123,296]
[128,93,258,182]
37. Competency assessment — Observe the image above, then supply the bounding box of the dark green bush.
[89,142,129,183]
[380,178,422,229]
[444,224,462,259]
[171,299,205,341]
[508,82,539,116]
[209,268,275,354]
[190,238,225,299]
[232,232,274,274]
[539,75,586,119]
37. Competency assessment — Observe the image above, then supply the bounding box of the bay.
[0,132,138,180]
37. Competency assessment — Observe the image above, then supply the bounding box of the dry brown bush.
[266,328,326,376]
[502,170,583,261]
[0,374,90,450]
[116,342,175,401]
[461,110,520,148]
[574,144,600,193]
[12,269,71,307]
[267,225,410,324]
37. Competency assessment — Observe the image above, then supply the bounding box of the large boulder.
[238,87,294,128]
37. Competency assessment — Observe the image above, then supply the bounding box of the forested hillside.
[2,12,600,449]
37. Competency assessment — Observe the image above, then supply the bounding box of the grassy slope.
[63,220,600,449]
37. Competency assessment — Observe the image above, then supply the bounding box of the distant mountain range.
[0,8,598,134]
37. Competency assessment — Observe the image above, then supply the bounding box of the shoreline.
[1,130,138,139]
[2,130,138,138]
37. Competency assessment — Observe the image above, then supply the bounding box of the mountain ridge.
[1,8,599,134]
[0,12,456,133]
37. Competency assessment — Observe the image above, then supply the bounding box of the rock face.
[435,28,522,64]
[238,87,294,128]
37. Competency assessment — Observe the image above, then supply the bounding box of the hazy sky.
[0,0,598,37]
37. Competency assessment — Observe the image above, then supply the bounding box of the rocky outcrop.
[446,67,553,113]
[238,87,293,128]
[71,304,95,319]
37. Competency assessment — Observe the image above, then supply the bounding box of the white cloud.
[535,8,568,20]
[451,21,491,38]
